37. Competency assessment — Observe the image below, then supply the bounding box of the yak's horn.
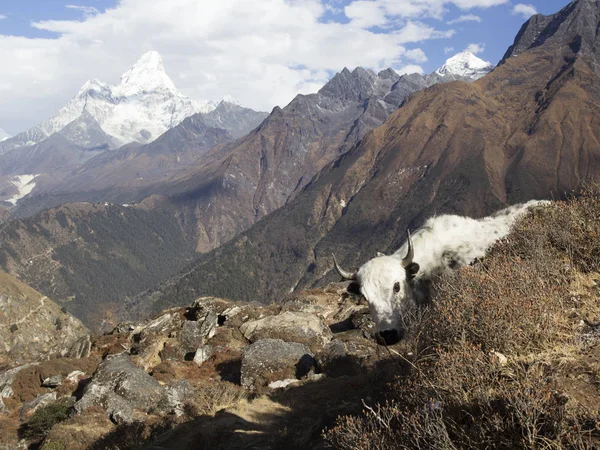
[401,229,414,268]
[332,254,357,280]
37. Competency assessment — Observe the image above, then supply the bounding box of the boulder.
[131,312,183,370]
[75,353,167,424]
[239,311,332,352]
[193,345,212,367]
[179,313,217,354]
[240,339,316,391]
[165,380,194,417]
[41,374,63,388]
[316,335,378,377]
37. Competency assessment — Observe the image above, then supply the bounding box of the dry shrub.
[326,189,600,449]
[187,380,247,416]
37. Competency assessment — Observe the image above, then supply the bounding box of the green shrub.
[20,400,73,440]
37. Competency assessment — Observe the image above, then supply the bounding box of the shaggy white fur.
[354,200,549,336]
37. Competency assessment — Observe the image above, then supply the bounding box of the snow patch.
[435,51,493,80]
[6,174,39,205]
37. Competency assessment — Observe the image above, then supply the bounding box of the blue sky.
[0,0,574,134]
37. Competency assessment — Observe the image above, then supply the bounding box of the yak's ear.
[405,262,420,280]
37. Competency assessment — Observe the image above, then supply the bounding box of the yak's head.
[333,232,419,345]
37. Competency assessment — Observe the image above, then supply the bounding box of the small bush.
[20,399,73,440]
[190,381,247,416]
[41,441,66,450]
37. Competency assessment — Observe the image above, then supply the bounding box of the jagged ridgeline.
[127,0,600,320]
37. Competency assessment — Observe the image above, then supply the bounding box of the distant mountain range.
[124,0,600,319]
[0,51,223,153]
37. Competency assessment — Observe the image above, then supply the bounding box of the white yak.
[333,200,548,344]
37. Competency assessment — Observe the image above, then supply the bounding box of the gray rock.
[239,311,332,352]
[165,380,194,417]
[241,339,315,391]
[41,374,63,388]
[179,312,217,353]
[75,353,167,424]
[193,345,212,367]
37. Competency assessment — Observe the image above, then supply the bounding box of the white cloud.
[464,42,485,54]
[512,3,537,19]
[65,5,100,15]
[0,0,509,132]
[395,64,424,76]
[405,48,428,63]
[344,1,387,28]
[0,14,6,20]
[444,46,455,54]
[447,14,482,24]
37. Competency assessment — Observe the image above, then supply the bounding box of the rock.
[491,351,508,367]
[179,313,217,354]
[193,345,212,367]
[165,380,194,417]
[281,284,365,329]
[68,335,92,359]
[351,310,376,337]
[41,374,63,388]
[19,392,57,420]
[240,339,316,391]
[111,322,136,334]
[66,370,86,384]
[239,311,332,352]
[268,379,301,389]
[317,337,376,377]
[75,353,167,424]
[0,397,5,413]
[131,312,183,370]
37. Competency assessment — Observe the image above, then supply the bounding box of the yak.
[333,200,548,344]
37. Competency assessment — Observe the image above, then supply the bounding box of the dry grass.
[185,380,247,417]
[326,188,600,449]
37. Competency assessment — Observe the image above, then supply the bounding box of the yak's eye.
[393,282,400,293]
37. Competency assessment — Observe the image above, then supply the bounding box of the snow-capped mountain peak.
[119,51,177,94]
[435,51,494,80]
[221,95,241,106]
[0,51,224,153]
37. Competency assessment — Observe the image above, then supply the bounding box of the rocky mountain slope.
[128,0,600,318]
[0,270,90,368]
[0,202,196,327]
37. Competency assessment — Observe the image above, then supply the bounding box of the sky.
[0,0,572,135]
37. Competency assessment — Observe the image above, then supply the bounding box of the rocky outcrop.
[0,270,90,367]
[239,311,332,352]
[75,353,167,424]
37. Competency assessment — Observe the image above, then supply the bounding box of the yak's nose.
[376,329,401,345]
